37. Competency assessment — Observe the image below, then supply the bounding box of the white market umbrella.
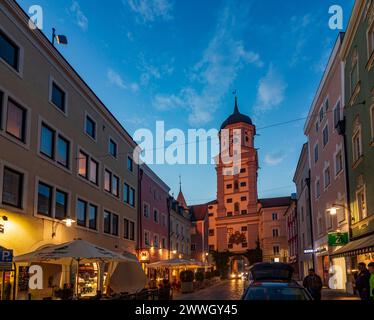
[147,258,195,268]
[14,239,140,297]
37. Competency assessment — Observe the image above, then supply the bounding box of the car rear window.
[244,286,309,300]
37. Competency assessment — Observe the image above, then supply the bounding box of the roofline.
[304,32,345,134]
[340,0,366,61]
[292,142,308,183]
[141,164,170,194]
[5,0,138,148]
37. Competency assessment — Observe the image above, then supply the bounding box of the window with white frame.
[335,150,343,176]
[324,166,331,189]
[323,125,329,147]
[350,48,359,95]
[0,30,20,71]
[144,230,150,246]
[143,202,150,218]
[2,166,24,209]
[356,187,367,221]
[352,126,362,162]
[314,144,319,163]
[153,208,159,223]
[153,234,159,248]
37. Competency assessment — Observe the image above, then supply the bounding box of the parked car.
[242,262,313,300]
[242,281,312,300]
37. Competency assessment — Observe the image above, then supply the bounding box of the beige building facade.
[0,1,139,298]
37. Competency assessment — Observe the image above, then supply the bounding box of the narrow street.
[174,280,360,300]
[174,280,245,300]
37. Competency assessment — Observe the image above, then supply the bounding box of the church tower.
[214,96,260,253]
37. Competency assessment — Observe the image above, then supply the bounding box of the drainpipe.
[305,171,316,270]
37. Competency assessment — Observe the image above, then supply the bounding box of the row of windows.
[226,181,247,189]
[143,202,167,226]
[0,27,135,172]
[0,89,137,209]
[144,230,167,249]
[0,165,136,240]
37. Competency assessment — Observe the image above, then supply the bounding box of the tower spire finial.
[179,174,182,192]
[232,89,239,114]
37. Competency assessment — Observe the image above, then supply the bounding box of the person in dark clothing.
[303,268,323,300]
[355,262,371,300]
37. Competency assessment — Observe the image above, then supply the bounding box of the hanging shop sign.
[328,232,349,247]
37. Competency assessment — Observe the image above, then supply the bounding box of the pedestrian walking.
[368,262,374,301]
[354,262,371,300]
[303,268,323,300]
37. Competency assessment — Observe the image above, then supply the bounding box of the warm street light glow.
[274,258,280,262]
[172,250,177,254]
[328,207,338,215]
[63,218,75,227]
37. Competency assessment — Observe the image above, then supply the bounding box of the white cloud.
[254,65,287,113]
[264,151,286,166]
[138,55,175,86]
[125,0,173,23]
[153,94,184,111]
[70,1,88,31]
[107,69,139,92]
[153,4,263,126]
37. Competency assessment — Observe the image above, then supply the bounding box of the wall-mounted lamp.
[62,218,75,228]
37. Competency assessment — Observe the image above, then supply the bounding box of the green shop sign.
[328,232,349,246]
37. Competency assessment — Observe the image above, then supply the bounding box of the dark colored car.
[242,281,313,300]
[242,262,313,300]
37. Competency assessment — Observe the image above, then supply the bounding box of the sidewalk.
[321,288,360,300]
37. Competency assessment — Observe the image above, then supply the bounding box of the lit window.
[78,151,88,178]
[89,159,98,185]
[6,99,26,142]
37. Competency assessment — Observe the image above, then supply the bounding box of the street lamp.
[327,203,348,216]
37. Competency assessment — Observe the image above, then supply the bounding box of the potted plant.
[180,270,194,293]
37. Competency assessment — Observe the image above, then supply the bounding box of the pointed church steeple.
[233,94,239,114]
[177,175,188,209]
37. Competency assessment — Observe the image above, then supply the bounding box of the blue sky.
[18,0,354,204]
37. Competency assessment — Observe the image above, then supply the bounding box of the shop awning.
[330,235,374,258]
[13,239,138,264]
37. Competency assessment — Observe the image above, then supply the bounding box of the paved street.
[174,280,361,300]
[174,280,245,300]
